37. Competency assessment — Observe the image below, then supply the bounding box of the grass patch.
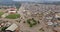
[6,14,20,19]
[0,12,4,17]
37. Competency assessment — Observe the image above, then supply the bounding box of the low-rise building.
[55,13,60,18]
[7,7,17,14]
[6,23,18,31]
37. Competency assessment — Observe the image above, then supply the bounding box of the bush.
[1,27,8,31]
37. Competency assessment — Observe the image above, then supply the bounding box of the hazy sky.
[13,0,60,2]
[13,0,60,1]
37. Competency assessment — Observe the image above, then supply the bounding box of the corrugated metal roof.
[6,23,18,31]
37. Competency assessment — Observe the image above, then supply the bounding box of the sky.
[13,0,60,1]
[13,0,60,2]
[14,0,39,1]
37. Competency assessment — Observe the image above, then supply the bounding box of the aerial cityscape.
[0,0,60,32]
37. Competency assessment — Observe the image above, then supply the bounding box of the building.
[55,13,60,18]
[7,7,17,14]
[6,23,18,31]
